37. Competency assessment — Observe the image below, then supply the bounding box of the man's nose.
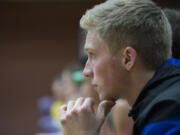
[83,64,93,79]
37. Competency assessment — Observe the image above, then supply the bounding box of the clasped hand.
[58,97,115,135]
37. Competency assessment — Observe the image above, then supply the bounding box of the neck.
[128,67,155,106]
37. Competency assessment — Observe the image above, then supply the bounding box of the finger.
[67,100,75,113]
[115,99,131,110]
[58,105,67,119]
[73,97,85,110]
[96,100,115,121]
[81,97,95,113]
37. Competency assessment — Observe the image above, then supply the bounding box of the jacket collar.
[129,58,180,120]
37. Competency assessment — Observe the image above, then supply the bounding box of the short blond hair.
[80,0,172,70]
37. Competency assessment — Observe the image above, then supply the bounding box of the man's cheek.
[97,74,110,88]
[93,71,103,86]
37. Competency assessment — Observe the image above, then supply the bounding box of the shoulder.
[140,99,180,135]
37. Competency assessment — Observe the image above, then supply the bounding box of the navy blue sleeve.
[141,117,180,135]
[141,100,180,135]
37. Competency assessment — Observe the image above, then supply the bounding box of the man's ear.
[121,46,137,71]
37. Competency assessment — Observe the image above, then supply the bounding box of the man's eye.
[89,52,95,58]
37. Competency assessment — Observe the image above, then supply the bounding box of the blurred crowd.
[35,8,180,135]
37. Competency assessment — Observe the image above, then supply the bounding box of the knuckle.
[87,97,94,103]
[77,97,84,103]
[66,113,71,119]
[71,110,78,115]
[87,97,92,100]
[60,118,66,125]
[78,97,83,100]
[81,107,88,113]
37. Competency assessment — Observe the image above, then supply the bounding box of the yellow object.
[50,101,64,119]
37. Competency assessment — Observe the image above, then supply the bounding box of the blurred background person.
[36,61,84,135]
[164,9,180,59]
[51,61,84,103]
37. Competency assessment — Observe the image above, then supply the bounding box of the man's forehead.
[84,30,99,51]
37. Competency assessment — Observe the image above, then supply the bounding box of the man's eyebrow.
[84,48,95,53]
[84,48,89,52]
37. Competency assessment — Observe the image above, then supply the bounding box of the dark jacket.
[129,58,180,135]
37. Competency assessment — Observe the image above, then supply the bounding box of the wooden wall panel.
[0,2,99,135]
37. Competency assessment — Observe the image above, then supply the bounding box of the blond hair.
[80,0,172,70]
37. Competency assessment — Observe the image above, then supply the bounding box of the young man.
[58,0,180,135]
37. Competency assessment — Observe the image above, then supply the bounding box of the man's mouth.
[92,84,98,90]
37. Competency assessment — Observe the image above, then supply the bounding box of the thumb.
[96,100,115,121]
